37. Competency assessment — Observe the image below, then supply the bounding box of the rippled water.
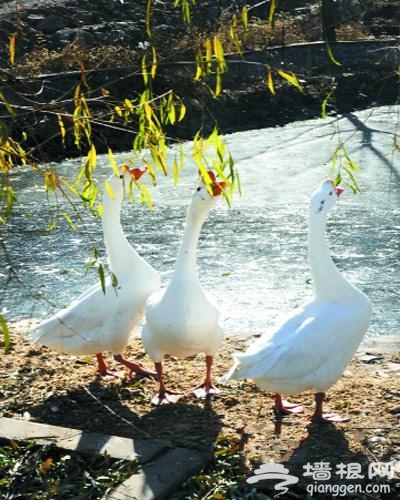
[1,105,399,340]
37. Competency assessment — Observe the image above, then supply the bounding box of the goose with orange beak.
[220,178,371,423]
[29,165,161,378]
[142,170,227,404]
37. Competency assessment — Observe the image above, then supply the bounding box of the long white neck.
[308,211,357,302]
[102,192,141,278]
[171,207,209,284]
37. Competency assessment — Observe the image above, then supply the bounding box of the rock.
[37,15,66,34]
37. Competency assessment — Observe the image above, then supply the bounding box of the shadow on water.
[347,111,400,191]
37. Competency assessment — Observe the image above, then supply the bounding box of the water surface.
[1,105,399,340]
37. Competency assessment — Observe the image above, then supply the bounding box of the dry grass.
[1,320,400,496]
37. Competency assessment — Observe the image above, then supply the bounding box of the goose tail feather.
[217,353,243,384]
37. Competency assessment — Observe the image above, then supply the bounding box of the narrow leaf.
[57,114,66,145]
[98,264,106,294]
[266,67,275,95]
[107,148,120,177]
[0,314,11,353]
[326,43,342,66]
[9,32,17,65]
[63,212,77,231]
[276,69,303,91]
[321,91,333,119]
[268,0,276,25]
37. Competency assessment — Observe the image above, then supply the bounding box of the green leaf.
[321,90,333,119]
[111,272,119,290]
[268,0,276,26]
[63,212,77,231]
[276,69,303,92]
[98,264,106,294]
[266,66,275,95]
[0,314,11,353]
[326,43,342,66]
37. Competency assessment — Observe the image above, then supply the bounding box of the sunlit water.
[1,105,399,340]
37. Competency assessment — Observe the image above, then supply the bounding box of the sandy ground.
[1,320,400,494]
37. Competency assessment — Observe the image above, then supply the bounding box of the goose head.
[106,164,147,201]
[188,170,227,216]
[309,178,344,216]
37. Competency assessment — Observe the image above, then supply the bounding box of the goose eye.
[196,186,202,192]
[329,191,333,195]
[119,174,124,179]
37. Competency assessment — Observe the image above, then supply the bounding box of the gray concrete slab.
[0,417,170,462]
[104,447,206,500]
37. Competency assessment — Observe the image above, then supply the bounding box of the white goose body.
[232,296,371,395]
[221,178,372,420]
[29,168,160,375]
[142,172,225,403]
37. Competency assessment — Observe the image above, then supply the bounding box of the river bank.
[0,0,398,161]
[1,320,399,496]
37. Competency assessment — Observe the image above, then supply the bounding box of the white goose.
[142,171,226,405]
[29,165,161,378]
[220,178,372,422]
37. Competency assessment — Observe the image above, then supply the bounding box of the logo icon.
[247,460,299,496]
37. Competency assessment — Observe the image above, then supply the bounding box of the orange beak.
[335,185,344,197]
[204,170,227,197]
[122,164,147,181]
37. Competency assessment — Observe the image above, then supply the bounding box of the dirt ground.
[1,320,400,495]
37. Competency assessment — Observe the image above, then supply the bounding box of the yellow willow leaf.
[343,165,361,193]
[266,67,275,95]
[0,91,16,118]
[153,149,168,175]
[107,148,119,177]
[101,87,110,96]
[326,43,342,66]
[45,168,58,192]
[241,6,248,32]
[276,69,303,91]
[56,114,66,144]
[213,36,225,64]
[87,144,97,172]
[172,158,180,186]
[144,160,157,185]
[0,314,11,353]
[141,53,149,85]
[104,179,116,200]
[321,90,333,119]
[182,0,191,23]
[124,98,134,113]
[178,101,186,121]
[194,59,202,80]
[138,184,153,209]
[47,219,57,232]
[145,0,152,39]
[151,45,157,78]
[9,32,16,65]
[63,212,77,231]
[268,0,276,25]
[205,37,212,64]
[114,105,123,117]
[144,102,153,122]
[168,101,176,124]
[82,181,98,206]
[215,72,222,96]
[73,83,81,107]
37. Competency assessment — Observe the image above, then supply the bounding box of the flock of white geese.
[29,165,372,423]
